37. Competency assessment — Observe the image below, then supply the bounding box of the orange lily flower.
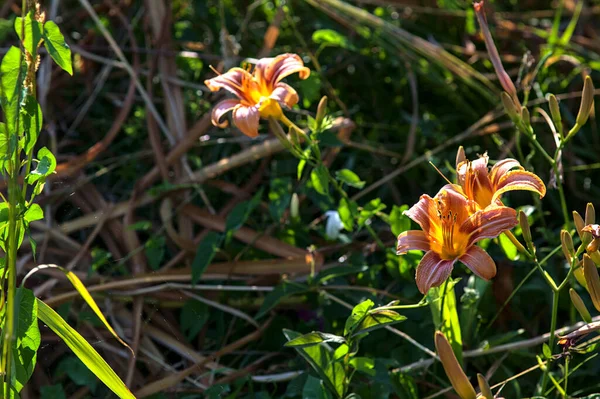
[456,150,546,212]
[204,53,310,138]
[397,185,517,293]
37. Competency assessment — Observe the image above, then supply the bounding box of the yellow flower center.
[258,97,283,120]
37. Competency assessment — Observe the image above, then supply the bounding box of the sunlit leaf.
[335,169,365,189]
[12,288,40,393]
[285,332,346,348]
[389,205,410,237]
[311,165,329,196]
[350,309,406,338]
[427,279,463,364]
[344,299,373,336]
[15,11,43,57]
[23,203,43,223]
[36,299,135,399]
[42,21,72,75]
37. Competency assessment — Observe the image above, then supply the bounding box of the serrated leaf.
[36,299,135,399]
[311,165,330,195]
[285,332,346,348]
[335,169,365,189]
[42,21,72,75]
[191,232,222,284]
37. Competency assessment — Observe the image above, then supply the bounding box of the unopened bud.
[590,250,600,265]
[521,107,531,127]
[576,76,594,127]
[548,93,561,127]
[536,355,547,372]
[586,203,596,225]
[501,92,520,121]
[316,96,328,127]
[519,211,532,247]
[477,374,493,399]
[435,331,476,399]
[574,261,588,290]
[573,211,585,238]
[569,288,592,323]
[561,230,575,263]
[583,254,600,312]
[290,193,299,219]
[456,146,466,168]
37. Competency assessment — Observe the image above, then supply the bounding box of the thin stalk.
[541,290,560,392]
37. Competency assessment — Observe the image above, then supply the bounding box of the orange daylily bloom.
[456,150,546,212]
[204,53,310,138]
[397,184,517,293]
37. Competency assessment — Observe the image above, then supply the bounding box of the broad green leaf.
[12,288,40,392]
[56,356,98,393]
[224,188,263,238]
[283,329,345,398]
[315,265,368,283]
[180,300,209,341]
[36,299,135,399]
[144,236,165,270]
[20,95,42,155]
[357,198,386,227]
[498,233,519,261]
[23,203,43,223]
[0,46,26,104]
[297,148,311,180]
[191,232,222,284]
[389,205,410,237]
[349,357,375,376]
[26,147,56,184]
[303,375,334,399]
[256,280,308,319]
[42,21,72,75]
[49,264,132,354]
[460,276,490,346]
[344,299,374,336]
[337,197,356,231]
[350,309,406,338]
[427,279,463,364]
[311,165,329,195]
[0,122,8,158]
[285,332,346,348]
[542,343,552,359]
[15,11,43,57]
[335,169,365,189]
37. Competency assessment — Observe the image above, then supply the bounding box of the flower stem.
[541,290,560,392]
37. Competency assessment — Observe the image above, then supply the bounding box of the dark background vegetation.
[2,0,600,397]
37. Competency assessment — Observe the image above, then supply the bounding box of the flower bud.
[561,230,575,263]
[501,92,520,121]
[316,96,328,127]
[456,146,466,168]
[477,374,493,399]
[586,203,596,225]
[435,331,476,399]
[519,211,533,247]
[574,261,588,290]
[583,254,600,312]
[573,210,585,238]
[521,107,531,127]
[576,76,595,127]
[570,288,592,323]
[548,93,561,127]
[290,193,299,220]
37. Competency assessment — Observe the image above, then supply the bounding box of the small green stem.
[541,290,560,392]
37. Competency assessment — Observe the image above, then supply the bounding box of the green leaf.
[391,372,419,399]
[56,356,98,392]
[180,300,209,341]
[36,299,135,399]
[0,46,26,105]
[269,178,292,221]
[344,299,374,336]
[42,21,72,75]
[312,29,353,50]
[335,169,365,189]
[285,332,346,348]
[284,329,345,398]
[542,343,552,359]
[20,94,42,155]
[40,385,67,399]
[460,276,490,346]
[256,280,308,319]
[389,205,410,237]
[303,375,334,399]
[350,309,406,338]
[427,279,463,364]
[498,233,519,261]
[337,198,356,232]
[144,236,166,270]
[23,203,43,223]
[311,165,330,195]
[349,357,375,376]
[191,232,222,284]
[12,288,40,393]
[315,265,368,283]
[357,198,386,227]
[26,147,56,184]
[15,11,43,57]
[224,187,263,243]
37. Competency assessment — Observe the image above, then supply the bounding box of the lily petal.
[232,105,260,138]
[461,206,518,246]
[459,245,497,280]
[456,153,489,188]
[255,53,310,88]
[489,158,523,187]
[205,68,253,100]
[491,170,547,204]
[211,99,240,128]
[397,230,430,254]
[415,251,456,294]
[270,82,299,108]
[404,194,439,238]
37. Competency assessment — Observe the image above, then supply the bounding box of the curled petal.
[397,230,430,254]
[456,153,489,188]
[255,53,310,87]
[459,245,497,280]
[461,206,518,246]
[205,68,253,99]
[415,251,456,294]
[211,99,240,128]
[489,158,523,187]
[270,82,299,108]
[435,184,471,225]
[404,194,439,238]
[491,170,547,204]
[232,105,260,138]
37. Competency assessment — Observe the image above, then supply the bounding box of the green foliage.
[191,232,222,284]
